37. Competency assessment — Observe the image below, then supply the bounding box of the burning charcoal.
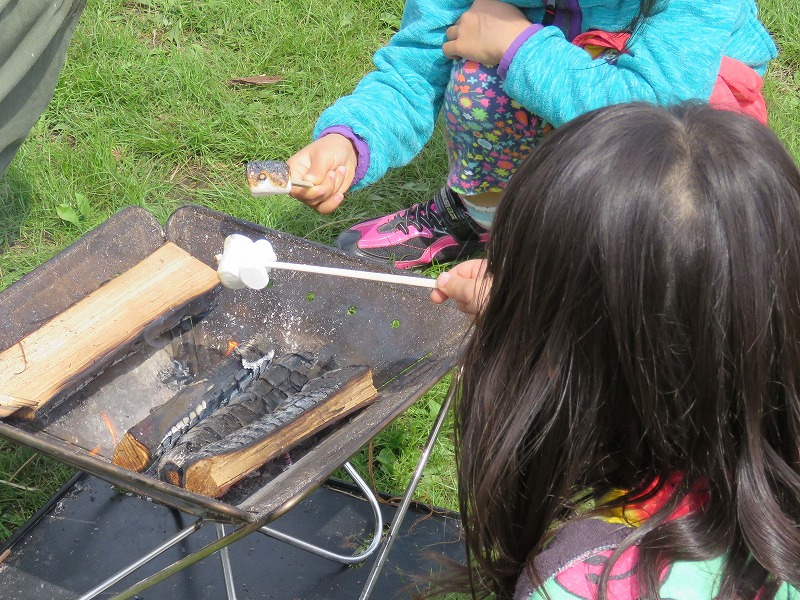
[224,403,259,424]
[261,389,287,412]
[289,370,307,388]
[168,315,208,384]
[111,340,274,472]
[265,365,291,387]
[154,351,332,484]
[171,365,377,498]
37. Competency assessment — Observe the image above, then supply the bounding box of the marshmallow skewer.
[289,179,314,189]
[263,261,438,289]
[217,234,438,290]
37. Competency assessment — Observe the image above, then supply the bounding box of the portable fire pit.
[0,205,470,599]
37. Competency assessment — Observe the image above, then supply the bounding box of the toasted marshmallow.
[246,160,292,196]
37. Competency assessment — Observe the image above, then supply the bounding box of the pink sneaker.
[334,188,489,269]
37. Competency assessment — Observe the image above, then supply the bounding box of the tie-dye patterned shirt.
[513,483,799,600]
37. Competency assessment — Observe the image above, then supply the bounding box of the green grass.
[0,441,73,540]
[0,0,451,544]
[1,0,799,566]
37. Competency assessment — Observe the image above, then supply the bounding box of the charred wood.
[0,243,220,419]
[152,350,336,478]
[112,341,273,472]
[166,365,376,497]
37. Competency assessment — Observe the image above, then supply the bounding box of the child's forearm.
[313,0,465,188]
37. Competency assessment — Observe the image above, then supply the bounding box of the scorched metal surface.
[0,205,470,524]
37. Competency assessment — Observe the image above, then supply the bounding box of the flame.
[99,411,118,448]
[224,339,239,357]
[88,445,101,456]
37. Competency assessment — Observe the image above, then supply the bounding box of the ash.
[158,359,193,391]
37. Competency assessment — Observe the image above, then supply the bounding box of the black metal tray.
[0,205,469,524]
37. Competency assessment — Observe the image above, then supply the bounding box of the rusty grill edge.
[0,205,469,525]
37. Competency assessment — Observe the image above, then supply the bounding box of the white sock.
[460,196,496,229]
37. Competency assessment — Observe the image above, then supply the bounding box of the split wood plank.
[0,242,220,419]
[180,366,376,497]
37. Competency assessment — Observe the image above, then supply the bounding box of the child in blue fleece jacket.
[286,0,777,270]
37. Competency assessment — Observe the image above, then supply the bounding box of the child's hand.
[442,0,531,65]
[430,259,491,317]
[286,134,358,214]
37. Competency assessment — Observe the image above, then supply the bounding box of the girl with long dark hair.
[431,102,800,599]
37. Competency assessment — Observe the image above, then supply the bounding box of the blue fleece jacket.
[313,0,777,189]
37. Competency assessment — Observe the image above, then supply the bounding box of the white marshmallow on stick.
[239,239,278,290]
[216,234,437,290]
[246,160,314,196]
[216,234,252,289]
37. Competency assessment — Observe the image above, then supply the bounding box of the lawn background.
[1,0,798,548]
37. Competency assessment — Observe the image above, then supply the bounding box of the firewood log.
[153,350,335,479]
[170,365,376,497]
[0,243,220,419]
[112,341,273,472]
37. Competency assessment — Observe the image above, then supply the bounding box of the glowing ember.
[99,411,118,448]
[224,340,239,358]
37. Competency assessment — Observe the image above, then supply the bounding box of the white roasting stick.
[263,261,438,289]
[289,179,314,188]
[217,234,438,289]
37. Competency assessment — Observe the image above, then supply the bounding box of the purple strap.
[498,23,544,79]
[317,126,370,186]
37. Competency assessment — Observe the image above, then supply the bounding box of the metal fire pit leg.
[76,520,203,600]
[257,461,384,564]
[78,461,384,600]
[358,376,457,600]
[107,518,268,600]
[215,523,238,600]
